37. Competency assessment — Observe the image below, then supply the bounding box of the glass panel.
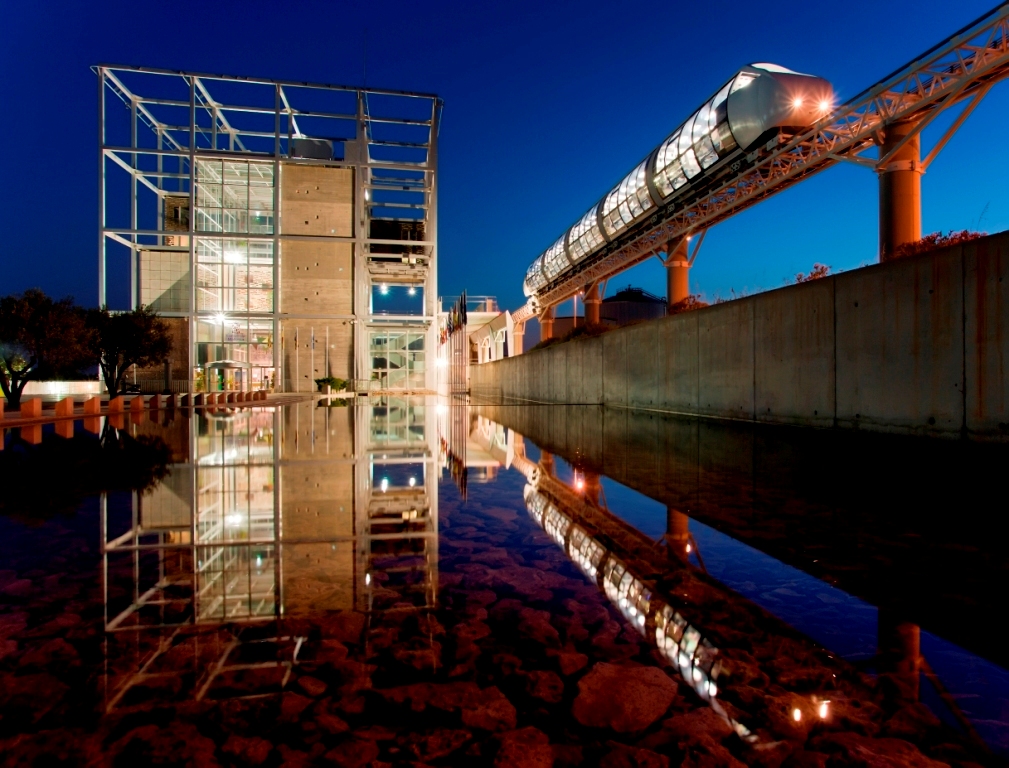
[678,118,695,156]
[568,205,605,262]
[196,159,274,236]
[541,236,570,280]
[692,106,710,143]
[695,136,718,169]
[681,148,701,179]
[372,283,424,315]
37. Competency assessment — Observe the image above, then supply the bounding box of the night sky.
[3,0,1008,318]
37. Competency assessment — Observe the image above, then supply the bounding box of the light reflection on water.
[0,399,1006,761]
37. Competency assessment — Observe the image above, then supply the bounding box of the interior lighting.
[379,284,389,295]
[792,708,802,722]
[818,701,829,719]
[792,97,804,109]
[408,286,417,296]
[214,313,227,325]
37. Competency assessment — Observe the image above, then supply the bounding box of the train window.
[692,105,711,144]
[711,82,732,110]
[695,136,718,169]
[731,72,757,93]
[681,148,701,179]
[541,236,570,280]
[712,121,736,154]
[677,118,695,157]
[568,205,605,262]
[601,161,652,235]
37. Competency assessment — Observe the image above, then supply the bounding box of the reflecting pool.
[0,400,1006,766]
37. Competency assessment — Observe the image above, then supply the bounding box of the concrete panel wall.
[697,298,754,420]
[470,231,1009,440]
[835,249,964,435]
[754,278,835,427]
[964,236,1009,437]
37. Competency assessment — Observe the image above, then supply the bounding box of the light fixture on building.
[408,286,417,296]
[380,284,389,295]
[408,477,416,487]
[214,313,227,325]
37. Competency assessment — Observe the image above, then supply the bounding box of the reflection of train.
[523,64,833,301]
[523,485,755,743]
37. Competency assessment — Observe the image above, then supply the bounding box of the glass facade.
[195,318,275,392]
[194,159,276,391]
[194,411,278,621]
[370,331,425,389]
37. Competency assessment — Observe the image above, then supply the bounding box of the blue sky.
[2,0,1007,316]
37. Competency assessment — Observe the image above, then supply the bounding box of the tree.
[87,305,173,396]
[0,289,90,407]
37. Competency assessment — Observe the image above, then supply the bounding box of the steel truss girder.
[514,4,1009,323]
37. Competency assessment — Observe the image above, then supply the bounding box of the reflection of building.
[101,397,439,707]
[97,67,440,394]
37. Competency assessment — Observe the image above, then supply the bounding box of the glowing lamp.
[819,99,830,112]
[379,284,389,295]
[792,708,802,722]
[819,701,829,719]
[792,97,804,109]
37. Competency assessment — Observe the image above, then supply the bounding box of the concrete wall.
[279,164,356,392]
[472,231,1009,440]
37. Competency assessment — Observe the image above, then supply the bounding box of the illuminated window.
[567,204,605,262]
[601,161,654,236]
[540,236,571,280]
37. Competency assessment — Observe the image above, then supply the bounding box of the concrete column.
[878,120,922,261]
[665,238,690,310]
[540,306,556,342]
[584,284,602,326]
[512,322,524,356]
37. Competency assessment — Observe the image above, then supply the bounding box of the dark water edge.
[0,401,1005,767]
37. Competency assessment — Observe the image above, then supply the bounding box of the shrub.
[668,294,710,315]
[795,263,831,283]
[315,376,347,392]
[891,230,987,260]
[530,322,610,351]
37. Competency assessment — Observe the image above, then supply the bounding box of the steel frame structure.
[514,2,1009,323]
[102,397,441,704]
[97,65,442,391]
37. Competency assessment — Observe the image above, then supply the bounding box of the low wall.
[472,231,1009,440]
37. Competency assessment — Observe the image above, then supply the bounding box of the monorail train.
[523,64,833,301]
[522,483,756,743]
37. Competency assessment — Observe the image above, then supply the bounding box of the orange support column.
[665,238,690,311]
[878,120,922,261]
[667,506,690,560]
[540,306,555,342]
[584,284,602,326]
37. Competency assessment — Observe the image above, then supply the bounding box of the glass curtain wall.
[370,332,425,389]
[194,159,276,391]
[194,411,277,622]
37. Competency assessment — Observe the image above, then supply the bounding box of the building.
[97,66,440,394]
[599,286,667,326]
